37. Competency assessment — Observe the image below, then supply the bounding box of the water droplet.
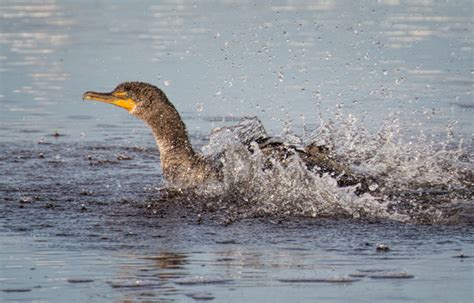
[196,103,204,112]
[369,183,378,191]
[164,80,171,86]
[278,71,284,82]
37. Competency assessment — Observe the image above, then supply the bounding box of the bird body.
[84,82,369,193]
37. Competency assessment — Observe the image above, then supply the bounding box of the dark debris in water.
[452,252,470,258]
[51,130,64,138]
[348,273,367,278]
[368,272,414,279]
[88,158,119,166]
[1,288,32,293]
[215,240,240,245]
[116,154,132,160]
[67,278,94,283]
[376,243,390,252]
[186,292,215,301]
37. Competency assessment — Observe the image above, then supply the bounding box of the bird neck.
[145,106,213,186]
[147,107,195,163]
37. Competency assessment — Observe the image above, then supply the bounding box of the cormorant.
[83,82,369,193]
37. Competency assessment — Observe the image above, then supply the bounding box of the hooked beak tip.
[82,91,92,100]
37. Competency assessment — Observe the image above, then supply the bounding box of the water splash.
[310,113,471,192]
[188,112,472,224]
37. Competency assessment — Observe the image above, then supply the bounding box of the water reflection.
[143,252,188,270]
[146,4,208,60]
[0,0,471,142]
[0,0,71,109]
[104,233,472,302]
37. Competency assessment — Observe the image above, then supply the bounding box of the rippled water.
[0,0,473,302]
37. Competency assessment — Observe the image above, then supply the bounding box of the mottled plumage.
[84,82,369,193]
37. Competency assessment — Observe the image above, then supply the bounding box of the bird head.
[83,82,172,121]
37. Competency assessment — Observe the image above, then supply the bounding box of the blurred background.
[0,0,472,145]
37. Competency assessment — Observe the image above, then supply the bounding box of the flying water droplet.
[369,183,379,191]
[196,103,204,112]
[278,71,284,82]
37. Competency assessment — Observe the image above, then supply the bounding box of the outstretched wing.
[255,138,371,195]
[204,117,372,195]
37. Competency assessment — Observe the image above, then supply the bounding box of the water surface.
[0,0,473,302]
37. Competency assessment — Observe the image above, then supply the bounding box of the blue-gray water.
[0,0,473,302]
